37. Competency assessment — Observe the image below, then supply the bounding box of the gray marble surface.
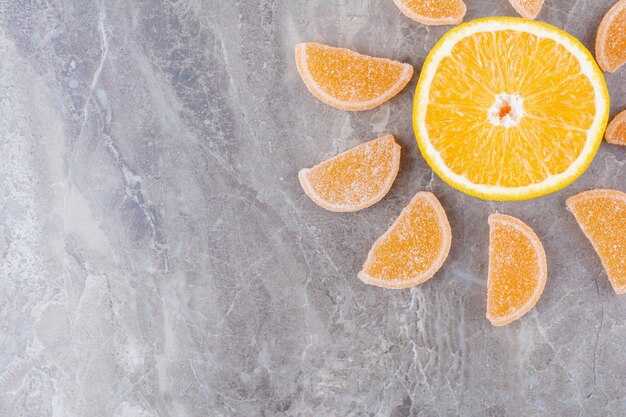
[1,0,626,416]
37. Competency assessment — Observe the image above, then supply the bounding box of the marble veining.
[0,1,625,416]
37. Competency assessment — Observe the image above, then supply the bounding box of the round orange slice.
[392,0,466,25]
[298,135,401,212]
[508,0,545,19]
[414,17,610,201]
[487,214,547,326]
[358,192,451,289]
[596,0,626,73]
[295,42,413,111]
[566,189,626,294]
[605,110,626,145]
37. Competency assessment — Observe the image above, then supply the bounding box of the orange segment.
[487,214,547,326]
[358,192,451,289]
[295,43,413,111]
[566,189,626,294]
[508,0,545,19]
[605,110,626,145]
[298,135,401,212]
[392,0,466,25]
[596,0,626,73]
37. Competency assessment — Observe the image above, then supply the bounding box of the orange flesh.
[567,190,626,294]
[299,135,400,211]
[301,43,408,104]
[394,0,466,22]
[359,192,451,288]
[487,215,546,325]
[596,0,626,73]
[425,30,596,188]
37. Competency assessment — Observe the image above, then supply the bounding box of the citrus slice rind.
[605,110,626,146]
[358,192,451,289]
[295,42,414,111]
[508,0,545,19]
[487,214,547,326]
[413,17,610,201]
[392,0,466,26]
[298,135,401,212]
[566,189,626,294]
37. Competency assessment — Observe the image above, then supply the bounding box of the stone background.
[0,1,625,416]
